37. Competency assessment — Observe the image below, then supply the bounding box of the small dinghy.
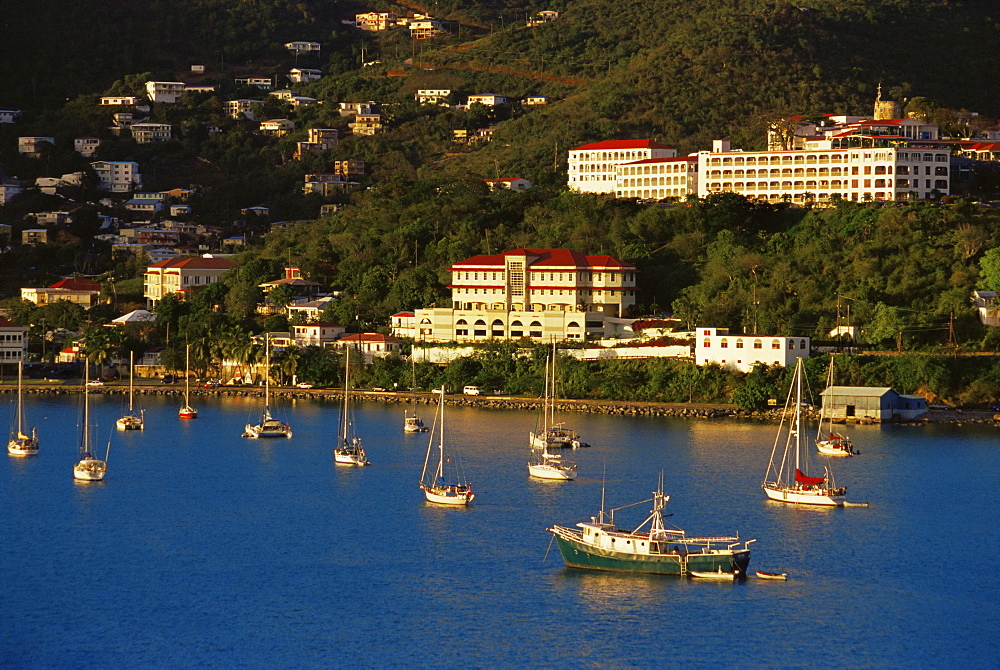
[755,571,788,580]
[690,567,738,580]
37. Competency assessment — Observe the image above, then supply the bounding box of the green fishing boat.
[548,478,754,577]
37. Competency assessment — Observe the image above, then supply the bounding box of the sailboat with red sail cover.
[762,357,847,507]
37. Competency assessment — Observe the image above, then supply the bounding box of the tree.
[979,248,1000,292]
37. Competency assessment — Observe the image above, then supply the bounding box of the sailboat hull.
[179,407,198,420]
[73,458,107,481]
[334,450,370,466]
[421,484,473,505]
[551,531,750,576]
[762,483,845,506]
[816,439,853,456]
[528,462,577,480]
[243,421,292,438]
[7,438,39,456]
[116,416,144,431]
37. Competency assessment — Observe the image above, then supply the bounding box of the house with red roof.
[143,255,236,307]
[334,333,402,359]
[567,139,676,194]
[413,248,637,343]
[21,277,102,309]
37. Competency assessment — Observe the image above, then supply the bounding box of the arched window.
[491,319,504,337]
[736,339,744,349]
[474,319,487,337]
[720,338,728,349]
[529,321,543,338]
[785,340,793,349]
[753,339,763,350]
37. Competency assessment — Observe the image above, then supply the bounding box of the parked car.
[432,386,446,394]
[161,374,176,384]
[372,386,386,392]
[462,385,481,396]
[296,382,314,389]
[86,380,104,387]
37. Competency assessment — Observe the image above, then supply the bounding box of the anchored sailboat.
[528,354,577,480]
[178,344,197,420]
[816,355,855,456]
[243,334,292,438]
[419,388,474,505]
[762,357,847,506]
[334,348,370,466]
[74,362,108,482]
[529,342,588,450]
[7,360,39,456]
[116,350,144,430]
[403,355,427,433]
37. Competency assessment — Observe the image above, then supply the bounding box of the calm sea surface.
[1,393,996,668]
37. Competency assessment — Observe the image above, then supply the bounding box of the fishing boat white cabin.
[178,344,198,420]
[7,360,39,456]
[548,477,754,576]
[420,389,474,505]
[74,364,108,482]
[116,351,144,430]
[335,349,370,466]
[243,335,292,439]
[762,358,847,506]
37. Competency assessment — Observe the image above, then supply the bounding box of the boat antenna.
[599,461,607,524]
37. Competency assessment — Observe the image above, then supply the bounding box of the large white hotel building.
[567,140,677,194]
[411,248,638,343]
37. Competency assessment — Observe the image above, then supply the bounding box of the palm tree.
[277,346,302,385]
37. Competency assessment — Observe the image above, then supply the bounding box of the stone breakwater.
[4,385,998,424]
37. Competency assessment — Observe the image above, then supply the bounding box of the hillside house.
[0,110,23,123]
[389,312,415,338]
[416,89,451,105]
[348,114,382,136]
[292,322,345,347]
[74,137,101,157]
[484,178,532,192]
[18,137,55,157]
[234,77,272,89]
[409,20,443,39]
[285,41,321,55]
[527,10,559,26]
[100,96,140,106]
[131,122,172,143]
[356,12,397,31]
[694,327,809,372]
[144,255,236,307]
[21,229,48,246]
[334,333,402,358]
[524,96,549,105]
[289,68,323,83]
[259,119,295,136]
[0,317,28,363]
[225,99,263,120]
[467,94,508,107]
[973,290,999,326]
[91,161,142,192]
[145,81,185,104]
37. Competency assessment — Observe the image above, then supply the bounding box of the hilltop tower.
[873,83,902,120]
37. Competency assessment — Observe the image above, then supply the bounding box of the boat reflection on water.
[558,570,672,614]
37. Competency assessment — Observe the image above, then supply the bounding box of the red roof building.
[143,255,236,306]
[568,139,677,194]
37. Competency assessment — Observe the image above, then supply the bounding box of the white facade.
[0,110,22,123]
[409,20,443,38]
[568,140,678,194]
[289,68,322,83]
[91,161,142,193]
[144,255,236,306]
[694,327,810,372]
[225,99,262,119]
[18,137,55,156]
[130,122,172,143]
[292,323,345,347]
[697,140,951,205]
[100,96,140,106]
[389,312,415,339]
[259,119,295,136]
[0,318,28,363]
[615,157,697,200]
[413,248,637,343]
[145,81,185,104]
[467,94,508,107]
[235,77,272,89]
[415,89,451,105]
[74,137,101,157]
[356,12,397,31]
[484,178,532,191]
[285,41,321,54]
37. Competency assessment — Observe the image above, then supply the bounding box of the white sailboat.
[403,355,427,433]
[116,350,144,430]
[528,353,577,480]
[816,355,855,456]
[420,388,474,505]
[178,344,197,420]
[243,334,292,439]
[334,348,370,466]
[7,360,39,456]
[529,342,587,450]
[74,362,108,482]
[762,358,846,506]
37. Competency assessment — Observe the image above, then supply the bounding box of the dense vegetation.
[2,0,1000,406]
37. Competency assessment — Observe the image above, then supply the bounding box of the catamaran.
[548,475,754,576]
[762,357,847,506]
[74,363,108,482]
[7,360,39,456]
[815,355,855,456]
[529,342,588,450]
[116,350,144,430]
[528,353,577,480]
[335,348,370,466]
[178,344,198,420]
[419,388,474,505]
[243,334,292,438]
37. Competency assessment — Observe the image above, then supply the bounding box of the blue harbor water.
[1,392,997,668]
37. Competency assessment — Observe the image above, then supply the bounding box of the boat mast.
[341,349,350,443]
[16,360,24,435]
[83,359,91,455]
[264,334,270,413]
[128,350,134,412]
[794,358,802,473]
[437,389,445,481]
[184,344,191,407]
